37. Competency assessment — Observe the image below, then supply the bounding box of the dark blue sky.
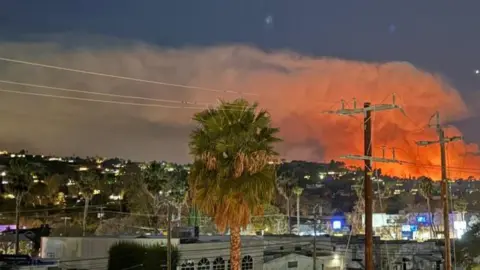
[2,1,479,93]
[1,1,480,158]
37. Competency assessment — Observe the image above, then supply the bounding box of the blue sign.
[401,225,418,232]
[417,216,427,223]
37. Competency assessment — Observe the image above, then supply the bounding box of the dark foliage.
[108,242,179,270]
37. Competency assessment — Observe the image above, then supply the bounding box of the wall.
[263,253,342,270]
[41,237,178,269]
[41,236,264,270]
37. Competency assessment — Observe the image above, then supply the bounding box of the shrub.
[108,242,179,270]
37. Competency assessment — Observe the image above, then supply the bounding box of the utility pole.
[61,217,72,236]
[416,111,462,270]
[325,95,403,270]
[312,204,320,270]
[312,204,323,270]
[167,203,172,270]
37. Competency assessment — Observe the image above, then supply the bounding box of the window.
[213,257,226,270]
[227,259,231,270]
[288,261,298,268]
[241,255,253,270]
[198,258,210,270]
[180,260,194,270]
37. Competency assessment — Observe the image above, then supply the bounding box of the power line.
[0,56,257,96]
[0,82,345,115]
[0,79,214,106]
[0,88,205,110]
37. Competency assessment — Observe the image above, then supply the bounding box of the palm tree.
[188,99,281,270]
[276,171,297,234]
[419,177,435,239]
[70,170,101,236]
[292,185,303,234]
[6,158,37,254]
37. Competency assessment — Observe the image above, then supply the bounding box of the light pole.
[313,204,323,270]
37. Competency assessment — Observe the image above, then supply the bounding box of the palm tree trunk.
[286,197,291,234]
[83,197,90,236]
[427,198,434,239]
[15,196,21,255]
[230,226,242,270]
[296,194,300,234]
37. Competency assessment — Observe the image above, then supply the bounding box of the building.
[40,235,264,270]
[263,235,444,270]
[263,252,341,270]
[360,212,468,240]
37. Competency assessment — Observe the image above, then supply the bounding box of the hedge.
[108,242,180,270]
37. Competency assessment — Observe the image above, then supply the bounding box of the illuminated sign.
[332,220,342,230]
[417,216,427,223]
[402,225,418,232]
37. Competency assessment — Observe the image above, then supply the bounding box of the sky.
[0,1,480,172]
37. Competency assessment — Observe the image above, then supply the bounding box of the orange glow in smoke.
[243,59,480,180]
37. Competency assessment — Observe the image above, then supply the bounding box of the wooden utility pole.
[363,102,374,270]
[416,112,462,270]
[325,95,403,270]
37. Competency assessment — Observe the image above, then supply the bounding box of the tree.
[161,163,189,224]
[276,171,297,233]
[5,158,38,254]
[27,174,64,207]
[349,183,365,234]
[418,177,435,239]
[124,162,187,231]
[188,99,280,270]
[456,223,480,269]
[69,170,101,236]
[292,185,303,234]
[251,204,288,234]
[125,162,168,232]
[454,198,468,221]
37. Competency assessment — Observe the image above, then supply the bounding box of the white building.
[263,253,341,270]
[40,235,264,270]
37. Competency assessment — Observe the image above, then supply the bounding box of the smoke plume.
[0,39,477,179]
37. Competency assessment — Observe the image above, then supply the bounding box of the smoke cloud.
[0,39,477,179]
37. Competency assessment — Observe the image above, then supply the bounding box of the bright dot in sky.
[475,69,480,74]
[264,14,274,30]
[389,24,396,33]
[265,15,273,26]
